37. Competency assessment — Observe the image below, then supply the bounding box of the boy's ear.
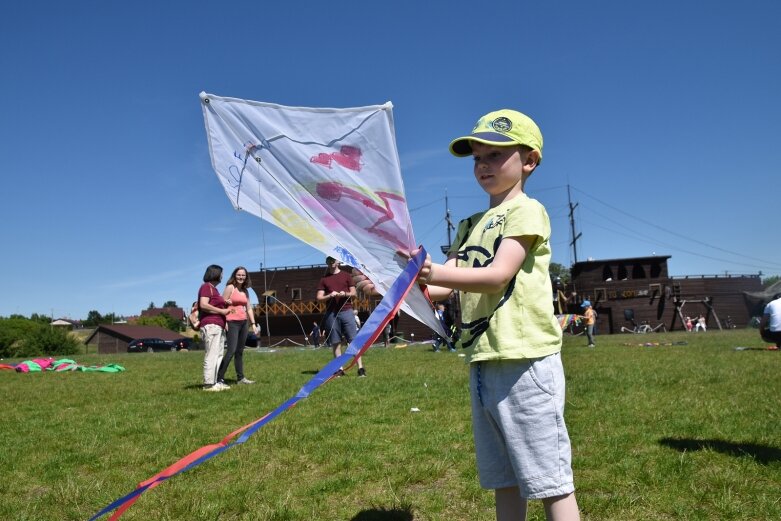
[523,149,541,172]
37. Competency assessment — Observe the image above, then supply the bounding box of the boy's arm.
[418,235,533,294]
[423,256,457,301]
[351,257,455,301]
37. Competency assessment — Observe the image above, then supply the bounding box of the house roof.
[84,324,184,344]
[50,319,73,326]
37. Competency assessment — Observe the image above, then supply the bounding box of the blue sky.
[1,0,779,320]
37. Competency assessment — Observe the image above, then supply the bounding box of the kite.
[89,95,447,519]
[0,358,125,373]
[556,314,582,329]
[199,92,445,338]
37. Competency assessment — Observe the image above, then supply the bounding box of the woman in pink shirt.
[216,266,259,386]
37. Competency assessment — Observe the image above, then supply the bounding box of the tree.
[763,275,780,288]
[16,326,80,357]
[148,302,156,310]
[135,313,181,332]
[162,301,178,308]
[549,262,571,284]
[84,310,103,327]
[29,313,53,325]
[0,317,41,358]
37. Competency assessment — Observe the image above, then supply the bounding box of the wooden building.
[566,256,762,334]
[247,264,437,347]
[247,255,761,345]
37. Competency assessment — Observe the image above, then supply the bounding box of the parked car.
[127,338,176,353]
[169,337,196,351]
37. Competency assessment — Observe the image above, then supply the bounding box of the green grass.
[1,329,779,520]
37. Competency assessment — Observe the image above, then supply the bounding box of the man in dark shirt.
[316,256,366,377]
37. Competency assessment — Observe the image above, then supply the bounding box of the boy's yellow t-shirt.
[449,193,562,362]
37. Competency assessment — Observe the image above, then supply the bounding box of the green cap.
[449,109,543,162]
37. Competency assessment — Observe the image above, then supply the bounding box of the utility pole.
[440,190,455,255]
[567,184,582,263]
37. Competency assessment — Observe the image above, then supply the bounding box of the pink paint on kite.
[309,145,362,171]
[315,181,407,249]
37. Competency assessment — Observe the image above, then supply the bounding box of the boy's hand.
[396,248,433,285]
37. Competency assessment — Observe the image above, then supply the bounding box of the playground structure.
[620,308,667,334]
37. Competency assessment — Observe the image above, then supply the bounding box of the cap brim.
[449,132,516,157]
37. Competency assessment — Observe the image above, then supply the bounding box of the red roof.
[85,324,184,344]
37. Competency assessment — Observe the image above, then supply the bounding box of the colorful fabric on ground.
[89,248,428,521]
[0,358,125,373]
[200,93,445,339]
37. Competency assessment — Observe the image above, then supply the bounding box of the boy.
[360,110,579,520]
[581,300,596,347]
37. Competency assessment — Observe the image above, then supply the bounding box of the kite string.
[255,164,272,346]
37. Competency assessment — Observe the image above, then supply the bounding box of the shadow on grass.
[350,505,415,521]
[659,437,781,464]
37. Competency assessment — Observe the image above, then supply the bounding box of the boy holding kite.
[358,109,580,520]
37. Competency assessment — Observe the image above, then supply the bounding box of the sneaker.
[203,384,221,392]
[333,369,346,378]
[587,344,596,348]
[215,381,231,390]
[357,368,367,378]
[237,378,255,385]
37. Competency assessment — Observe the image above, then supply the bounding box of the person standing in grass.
[581,300,596,347]
[356,109,579,520]
[216,266,259,386]
[317,256,366,377]
[199,264,231,392]
[760,293,781,348]
[432,302,456,352]
[309,321,321,348]
[695,314,707,332]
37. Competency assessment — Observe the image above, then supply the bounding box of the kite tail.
[90,247,428,520]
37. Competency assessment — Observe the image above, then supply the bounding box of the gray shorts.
[470,353,575,498]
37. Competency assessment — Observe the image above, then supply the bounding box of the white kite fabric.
[200,92,446,337]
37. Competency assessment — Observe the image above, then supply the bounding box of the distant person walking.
[199,265,230,392]
[310,321,321,348]
[383,322,392,347]
[217,266,258,386]
[760,293,781,348]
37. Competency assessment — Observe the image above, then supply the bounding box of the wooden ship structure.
[560,255,761,334]
[246,188,763,345]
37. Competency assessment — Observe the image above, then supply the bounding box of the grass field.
[1,329,779,520]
